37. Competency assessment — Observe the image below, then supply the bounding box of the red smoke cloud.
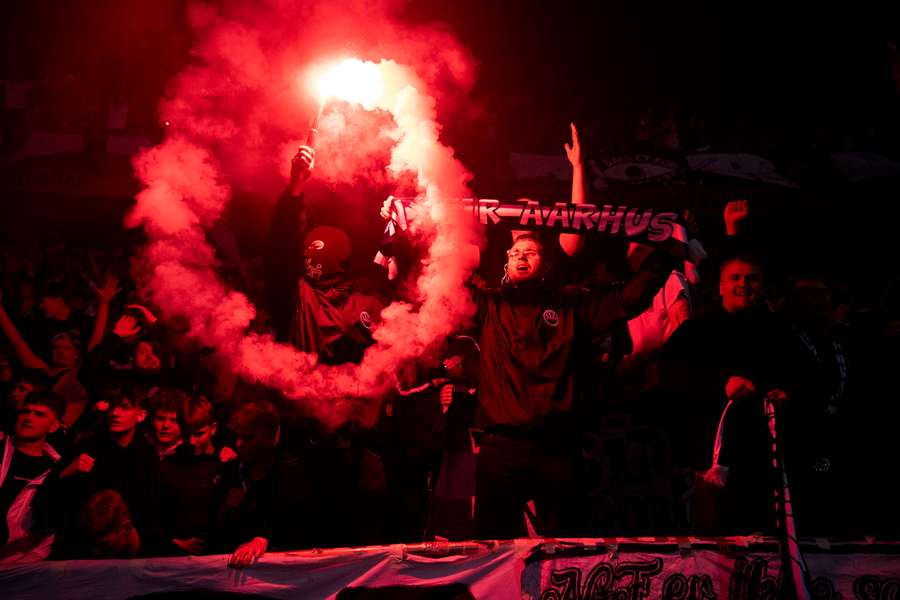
[127,0,481,429]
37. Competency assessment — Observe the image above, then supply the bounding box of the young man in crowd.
[0,298,91,451]
[35,382,162,558]
[146,388,185,459]
[460,125,674,539]
[29,283,92,365]
[0,390,64,562]
[159,394,229,555]
[79,304,167,399]
[1,368,52,434]
[661,254,793,533]
[470,231,672,539]
[213,400,331,567]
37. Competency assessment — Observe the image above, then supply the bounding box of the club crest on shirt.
[359,311,372,329]
[542,309,560,327]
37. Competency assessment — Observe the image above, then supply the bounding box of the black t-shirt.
[0,449,54,544]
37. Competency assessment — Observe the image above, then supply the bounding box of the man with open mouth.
[468,126,674,539]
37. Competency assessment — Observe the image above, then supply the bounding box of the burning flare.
[316,58,385,109]
[130,55,480,430]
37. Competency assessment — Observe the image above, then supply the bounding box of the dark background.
[2,0,899,281]
[4,1,898,159]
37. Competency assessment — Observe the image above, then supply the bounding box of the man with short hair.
[36,383,162,558]
[1,369,52,434]
[472,230,672,538]
[183,394,220,456]
[159,395,228,555]
[0,298,90,450]
[146,388,185,459]
[661,254,793,533]
[213,400,324,566]
[0,390,64,562]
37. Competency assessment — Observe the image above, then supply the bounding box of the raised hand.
[560,122,588,257]
[724,199,750,235]
[379,196,394,220]
[564,122,582,167]
[725,375,757,402]
[289,145,315,195]
[94,273,122,305]
[113,314,142,338]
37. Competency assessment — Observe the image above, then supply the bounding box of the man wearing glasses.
[471,127,673,539]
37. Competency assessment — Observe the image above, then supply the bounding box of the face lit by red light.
[505,238,545,285]
[152,410,181,445]
[15,403,60,442]
[720,260,763,313]
[135,341,161,372]
[108,399,146,435]
[186,419,217,456]
[51,337,79,370]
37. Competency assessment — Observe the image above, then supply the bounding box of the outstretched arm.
[0,296,49,372]
[87,273,121,352]
[559,122,587,257]
[511,124,587,253]
[264,146,316,340]
[581,247,677,334]
[288,145,315,197]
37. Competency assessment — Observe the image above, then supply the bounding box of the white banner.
[1,538,898,599]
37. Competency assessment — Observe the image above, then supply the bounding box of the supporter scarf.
[375,198,688,278]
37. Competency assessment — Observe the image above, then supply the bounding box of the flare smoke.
[126,0,481,428]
